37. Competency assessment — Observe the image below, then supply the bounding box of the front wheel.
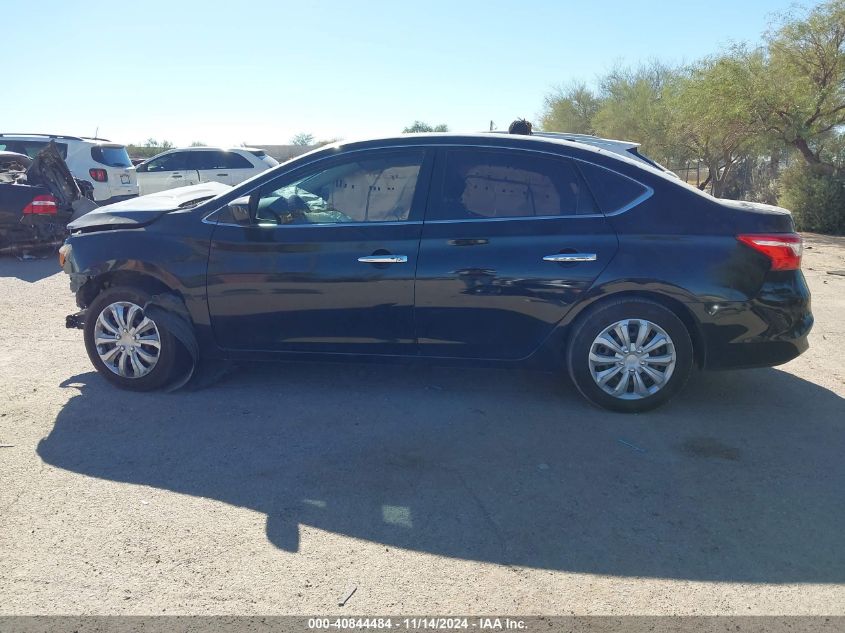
[566,299,693,413]
[83,286,178,391]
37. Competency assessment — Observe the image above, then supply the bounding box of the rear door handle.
[216,173,228,176]
[357,255,408,264]
[543,253,597,262]
[171,174,183,178]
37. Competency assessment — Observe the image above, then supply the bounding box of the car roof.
[529,132,640,151]
[327,132,641,165]
[295,132,679,185]
[0,133,116,144]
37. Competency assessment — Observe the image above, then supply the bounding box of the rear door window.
[190,150,253,170]
[224,152,254,169]
[189,150,229,170]
[431,149,598,220]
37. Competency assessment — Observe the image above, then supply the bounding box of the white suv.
[0,133,138,204]
[135,147,278,195]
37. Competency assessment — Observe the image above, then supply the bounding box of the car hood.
[68,182,232,232]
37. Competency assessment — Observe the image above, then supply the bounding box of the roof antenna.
[94,126,99,139]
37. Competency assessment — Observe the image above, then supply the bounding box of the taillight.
[23,194,59,215]
[89,168,108,182]
[737,233,803,271]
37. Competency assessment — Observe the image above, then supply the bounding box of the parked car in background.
[1,144,97,254]
[61,133,811,412]
[0,133,138,204]
[134,147,278,195]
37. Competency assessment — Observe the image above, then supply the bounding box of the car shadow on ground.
[38,361,845,583]
[0,255,60,283]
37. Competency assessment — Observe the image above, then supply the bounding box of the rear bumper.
[693,271,813,370]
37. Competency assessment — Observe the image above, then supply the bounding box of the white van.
[134,147,278,195]
[0,133,138,204]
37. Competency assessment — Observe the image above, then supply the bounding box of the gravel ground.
[0,234,843,615]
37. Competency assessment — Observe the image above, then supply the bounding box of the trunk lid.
[718,199,796,233]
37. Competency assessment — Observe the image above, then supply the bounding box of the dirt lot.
[0,234,843,615]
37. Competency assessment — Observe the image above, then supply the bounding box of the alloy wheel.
[588,318,677,400]
[93,301,161,379]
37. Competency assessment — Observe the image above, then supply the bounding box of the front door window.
[254,151,425,225]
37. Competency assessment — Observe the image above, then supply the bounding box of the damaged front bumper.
[58,242,92,298]
[61,244,88,329]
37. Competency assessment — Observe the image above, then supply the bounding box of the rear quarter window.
[250,150,279,166]
[577,161,650,214]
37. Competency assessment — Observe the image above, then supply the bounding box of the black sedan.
[60,134,812,412]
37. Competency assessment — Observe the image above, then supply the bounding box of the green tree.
[189,141,207,147]
[748,1,845,171]
[591,61,682,162]
[143,138,174,150]
[670,54,762,197]
[290,133,315,146]
[403,121,449,133]
[126,138,176,159]
[540,82,600,134]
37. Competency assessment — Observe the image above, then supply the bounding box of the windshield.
[91,145,132,167]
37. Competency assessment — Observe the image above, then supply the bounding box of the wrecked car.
[60,134,812,412]
[0,142,97,255]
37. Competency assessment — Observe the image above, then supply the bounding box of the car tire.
[83,285,178,391]
[566,298,693,413]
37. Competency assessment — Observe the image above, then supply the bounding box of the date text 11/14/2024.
[307,617,527,630]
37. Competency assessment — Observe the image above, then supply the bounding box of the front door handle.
[358,255,408,264]
[543,253,597,263]
[216,173,228,177]
[171,174,183,178]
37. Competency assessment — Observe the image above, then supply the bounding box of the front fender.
[64,218,214,331]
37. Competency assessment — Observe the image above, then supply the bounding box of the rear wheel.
[83,286,178,391]
[567,299,693,413]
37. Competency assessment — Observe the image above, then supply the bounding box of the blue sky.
[4,0,801,146]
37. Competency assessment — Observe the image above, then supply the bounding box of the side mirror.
[228,195,253,226]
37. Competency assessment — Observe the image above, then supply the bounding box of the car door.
[136,151,194,194]
[414,147,619,360]
[206,147,433,355]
